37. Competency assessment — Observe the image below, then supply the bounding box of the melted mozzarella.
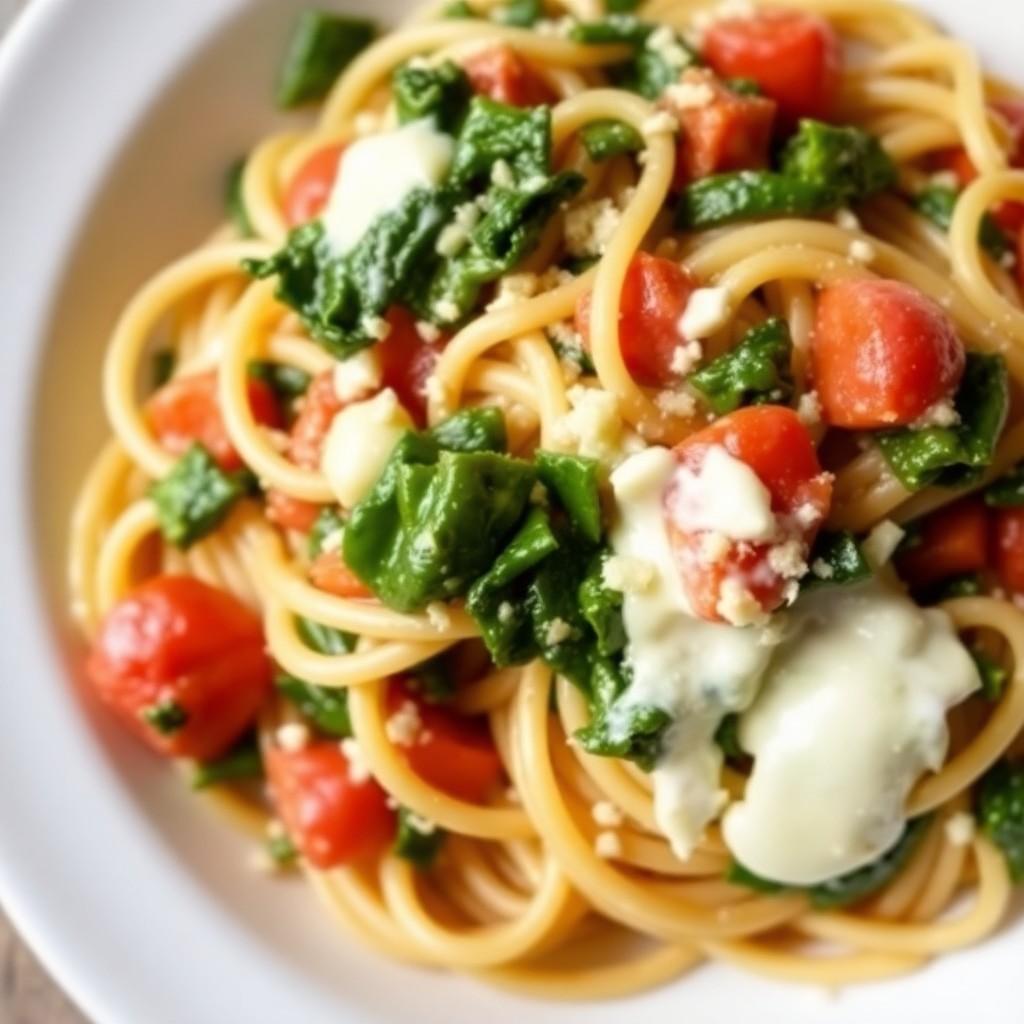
[665,444,776,541]
[723,581,980,885]
[321,119,454,254]
[321,389,413,508]
[608,448,778,858]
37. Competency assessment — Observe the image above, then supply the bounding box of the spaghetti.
[69,0,1024,1000]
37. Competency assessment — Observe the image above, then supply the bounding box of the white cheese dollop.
[608,448,778,858]
[321,119,454,255]
[723,580,980,885]
[665,444,776,542]
[320,388,413,508]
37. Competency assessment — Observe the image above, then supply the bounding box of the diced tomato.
[930,146,979,187]
[461,45,556,108]
[575,253,696,387]
[662,68,777,187]
[266,743,395,868]
[264,490,321,533]
[310,551,374,599]
[664,406,832,623]
[994,507,1024,594]
[386,682,504,803]
[994,99,1024,165]
[86,576,272,760]
[148,370,280,471]
[702,9,843,124]
[897,497,990,588]
[284,143,345,227]
[812,279,965,429]
[377,307,444,427]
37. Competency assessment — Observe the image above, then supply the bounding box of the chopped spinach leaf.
[393,60,471,133]
[877,353,1009,491]
[549,330,596,373]
[308,506,346,558]
[248,360,311,404]
[714,714,744,760]
[971,647,1008,702]
[225,157,253,238]
[779,120,897,204]
[570,14,651,45]
[296,615,356,656]
[394,807,446,866]
[408,655,456,703]
[429,407,507,453]
[535,450,603,543]
[149,443,245,549]
[913,185,1011,262]
[803,531,871,589]
[915,572,984,605]
[192,734,263,789]
[726,77,762,96]
[267,832,299,867]
[493,0,543,26]
[690,317,793,414]
[729,816,932,907]
[985,462,1024,507]
[443,0,476,15]
[578,556,626,656]
[977,761,1024,881]
[141,698,189,736]
[581,119,643,162]
[277,11,376,108]
[151,348,175,390]
[276,672,352,737]
[343,429,537,612]
[451,97,552,186]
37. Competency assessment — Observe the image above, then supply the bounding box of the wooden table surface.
[0,6,91,1023]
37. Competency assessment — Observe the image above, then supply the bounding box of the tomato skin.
[148,370,280,471]
[897,497,990,588]
[663,69,777,187]
[266,743,395,868]
[86,576,272,760]
[702,10,843,124]
[377,307,444,427]
[994,507,1024,594]
[284,144,345,227]
[461,45,555,107]
[575,253,696,387]
[310,551,374,598]
[266,490,323,534]
[665,407,832,623]
[386,683,504,803]
[812,279,966,429]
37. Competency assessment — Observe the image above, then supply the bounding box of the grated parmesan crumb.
[594,831,623,859]
[700,531,731,566]
[912,399,960,429]
[716,578,768,627]
[767,539,808,580]
[670,340,703,376]
[425,601,451,631]
[487,272,539,311]
[603,555,657,594]
[385,700,422,746]
[491,159,515,188]
[275,722,311,753]
[834,209,861,231]
[544,617,573,646]
[641,110,679,137]
[811,557,835,580]
[416,320,441,343]
[944,812,976,847]
[656,389,697,419]
[360,314,392,341]
[340,738,372,783]
[848,239,877,264]
[433,298,460,323]
[564,198,622,258]
[405,812,437,836]
[679,286,732,340]
[663,79,715,110]
[497,601,516,624]
[592,801,625,828]
[334,348,383,402]
[797,390,822,426]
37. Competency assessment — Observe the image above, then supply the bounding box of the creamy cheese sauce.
[608,448,980,878]
[609,448,778,858]
[723,580,979,885]
[321,119,454,255]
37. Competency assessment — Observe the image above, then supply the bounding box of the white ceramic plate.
[1,1,1022,1021]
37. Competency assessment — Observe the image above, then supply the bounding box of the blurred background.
[0,2,87,1018]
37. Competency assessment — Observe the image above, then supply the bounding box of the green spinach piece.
[192,734,264,789]
[493,0,543,26]
[977,761,1024,881]
[581,119,644,162]
[726,77,762,96]
[149,444,245,549]
[308,506,346,558]
[677,171,838,229]
[714,714,744,760]
[225,158,254,238]
[277,11,376,108]
[451,97,552,185]
[729,816,932,907]
[913,185,1011,262]
[803,531,871,589]
[915,572,983,606]
[535,450,603,543]
[248,360,311,404]
[409,655,456,702]
[690,317,793,414]
[141,698,189,736]
[276,672,352,737]
[343,432,537,612]
[296,615,356,656]
[877,353,1009,491]
[394,808,446,866]
[443,0,476,16]
[429,407,507,453]
[985,462,1024,507]
[151,349,175,390]
[971,647,1008,702]
[393,60,471,133]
